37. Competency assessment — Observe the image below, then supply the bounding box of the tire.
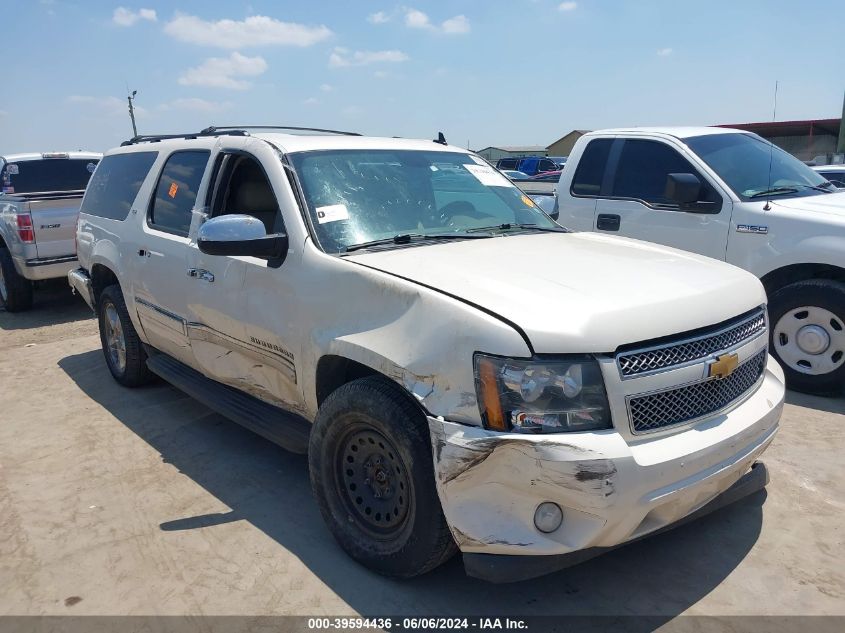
[769,279,845,396]
[0,248,33,312]
[309,375,456,578]
[97,284,153,387]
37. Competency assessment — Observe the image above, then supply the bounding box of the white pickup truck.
[0,151,101,311]
[70,127,783,582]
[555,128,845,395]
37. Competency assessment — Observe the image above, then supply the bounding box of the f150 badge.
[736,224,768,234]
[40,224,60,229]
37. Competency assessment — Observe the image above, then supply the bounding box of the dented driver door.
[185,140,302,411]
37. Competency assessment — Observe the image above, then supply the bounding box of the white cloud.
[558,2,577,11]
[368,11,390,24]
[303,97,319,105]
[164,13,331,48]
[404,8,470,35]
[441,15,470,34]
[158,98,232,113]
[320,83,333,92]
[178,52,268,90]
[113,7,157,26]
[329,47,408,68]
[657,47,673,56]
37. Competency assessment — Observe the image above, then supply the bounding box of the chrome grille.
[617,309,766,377]
[628,350,767,433]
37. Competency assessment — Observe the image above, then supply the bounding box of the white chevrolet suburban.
[70,126,784,582]
[554,128,845,395]
[0,151,101,311]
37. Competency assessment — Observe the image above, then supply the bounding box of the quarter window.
[149,151,210,235]
[571,139,612,196]
[80,151,157,221]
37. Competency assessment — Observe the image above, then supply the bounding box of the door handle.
[596,214,621,231]
[187,268,215,282]
[138,248,150,257]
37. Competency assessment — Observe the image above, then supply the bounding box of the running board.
[146,353,310,454]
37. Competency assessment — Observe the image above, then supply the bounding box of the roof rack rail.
[120,129,248,146]
[200,125,362,137]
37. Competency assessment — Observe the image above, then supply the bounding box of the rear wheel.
[0,248,33,312]
[769,279,845,396]
[98,284,153,387]
[309,376,456,578]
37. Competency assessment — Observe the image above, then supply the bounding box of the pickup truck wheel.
[0,248,34,312]
[309,376,456,578]
[769,279,845,395]
[98,285,153,387]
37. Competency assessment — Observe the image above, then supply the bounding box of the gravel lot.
[1,283,843,620]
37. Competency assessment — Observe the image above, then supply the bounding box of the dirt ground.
[1,282,843,620]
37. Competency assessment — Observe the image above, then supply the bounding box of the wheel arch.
[761,263,845,297]
[315,354,382,407]
[90,263,120,307]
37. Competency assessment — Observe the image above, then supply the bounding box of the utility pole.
[127,90,138,137]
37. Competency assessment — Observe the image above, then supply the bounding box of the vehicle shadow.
[785,390,845,416]
[0,280,92,330]
[58,349,766,622]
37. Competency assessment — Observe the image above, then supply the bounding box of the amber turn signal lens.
[477,357,507,431]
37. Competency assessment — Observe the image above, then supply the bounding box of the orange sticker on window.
[521,194,535,207]
[168,182,178,198]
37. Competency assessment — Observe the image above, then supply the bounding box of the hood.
[346,232,766,353]
[771,191,845,219]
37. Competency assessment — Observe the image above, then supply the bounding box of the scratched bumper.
[428,357,784,573]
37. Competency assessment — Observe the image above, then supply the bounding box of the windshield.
[288,149,559,253]
[685,133,830,200]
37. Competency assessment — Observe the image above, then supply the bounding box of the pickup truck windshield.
[685,133,830,200]
[288,149,559,253]
[1,158,98,195]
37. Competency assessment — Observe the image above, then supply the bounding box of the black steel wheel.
[309,375,456,578]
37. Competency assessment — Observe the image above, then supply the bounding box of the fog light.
[533,502,563,533]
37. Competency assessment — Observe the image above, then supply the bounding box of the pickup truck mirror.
[197,214,288,262]
[665,173,701,205]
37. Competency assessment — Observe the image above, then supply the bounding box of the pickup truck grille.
[617,308,766,378]
[627,349,767,433]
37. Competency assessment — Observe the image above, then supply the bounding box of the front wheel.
[309,376,456,578]
[769,279,845,396]
[97,284,153,387]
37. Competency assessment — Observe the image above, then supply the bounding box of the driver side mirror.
[665,173,702,205]
[198,214,288,262]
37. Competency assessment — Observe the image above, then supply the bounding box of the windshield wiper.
[464,222,568,234]
[749,187,799,198]
[345,233,491,252]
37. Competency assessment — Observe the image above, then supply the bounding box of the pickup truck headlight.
[474,354,612,433]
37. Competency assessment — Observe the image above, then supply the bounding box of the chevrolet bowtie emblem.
[709,353,739,379]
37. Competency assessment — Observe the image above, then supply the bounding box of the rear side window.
[149,151,210,235]
[538,159,557,173]
[81,151,158,221]
[1,158,98,194]
[612,139,700,205]
[571,139,612,195]
[497,158,518,170]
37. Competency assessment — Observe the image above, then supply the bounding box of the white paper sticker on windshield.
[463,163,513,188]
[469,155,487,166]
[316,204,349,224]
[6,164,19,175]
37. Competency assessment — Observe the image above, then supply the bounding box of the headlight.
[474,354,612,433]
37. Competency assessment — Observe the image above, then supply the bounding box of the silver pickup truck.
[0,151,101,311]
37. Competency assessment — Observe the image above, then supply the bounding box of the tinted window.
[498,158,518,169]
[149,151,210,234]
[571,139,612,195]
[612,140,700,205]
[2,158,98,194]
[821,172,845,186]
[81,152,158,221]
[539,159,557,173]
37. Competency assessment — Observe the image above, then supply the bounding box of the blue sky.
[1,0,843,154]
